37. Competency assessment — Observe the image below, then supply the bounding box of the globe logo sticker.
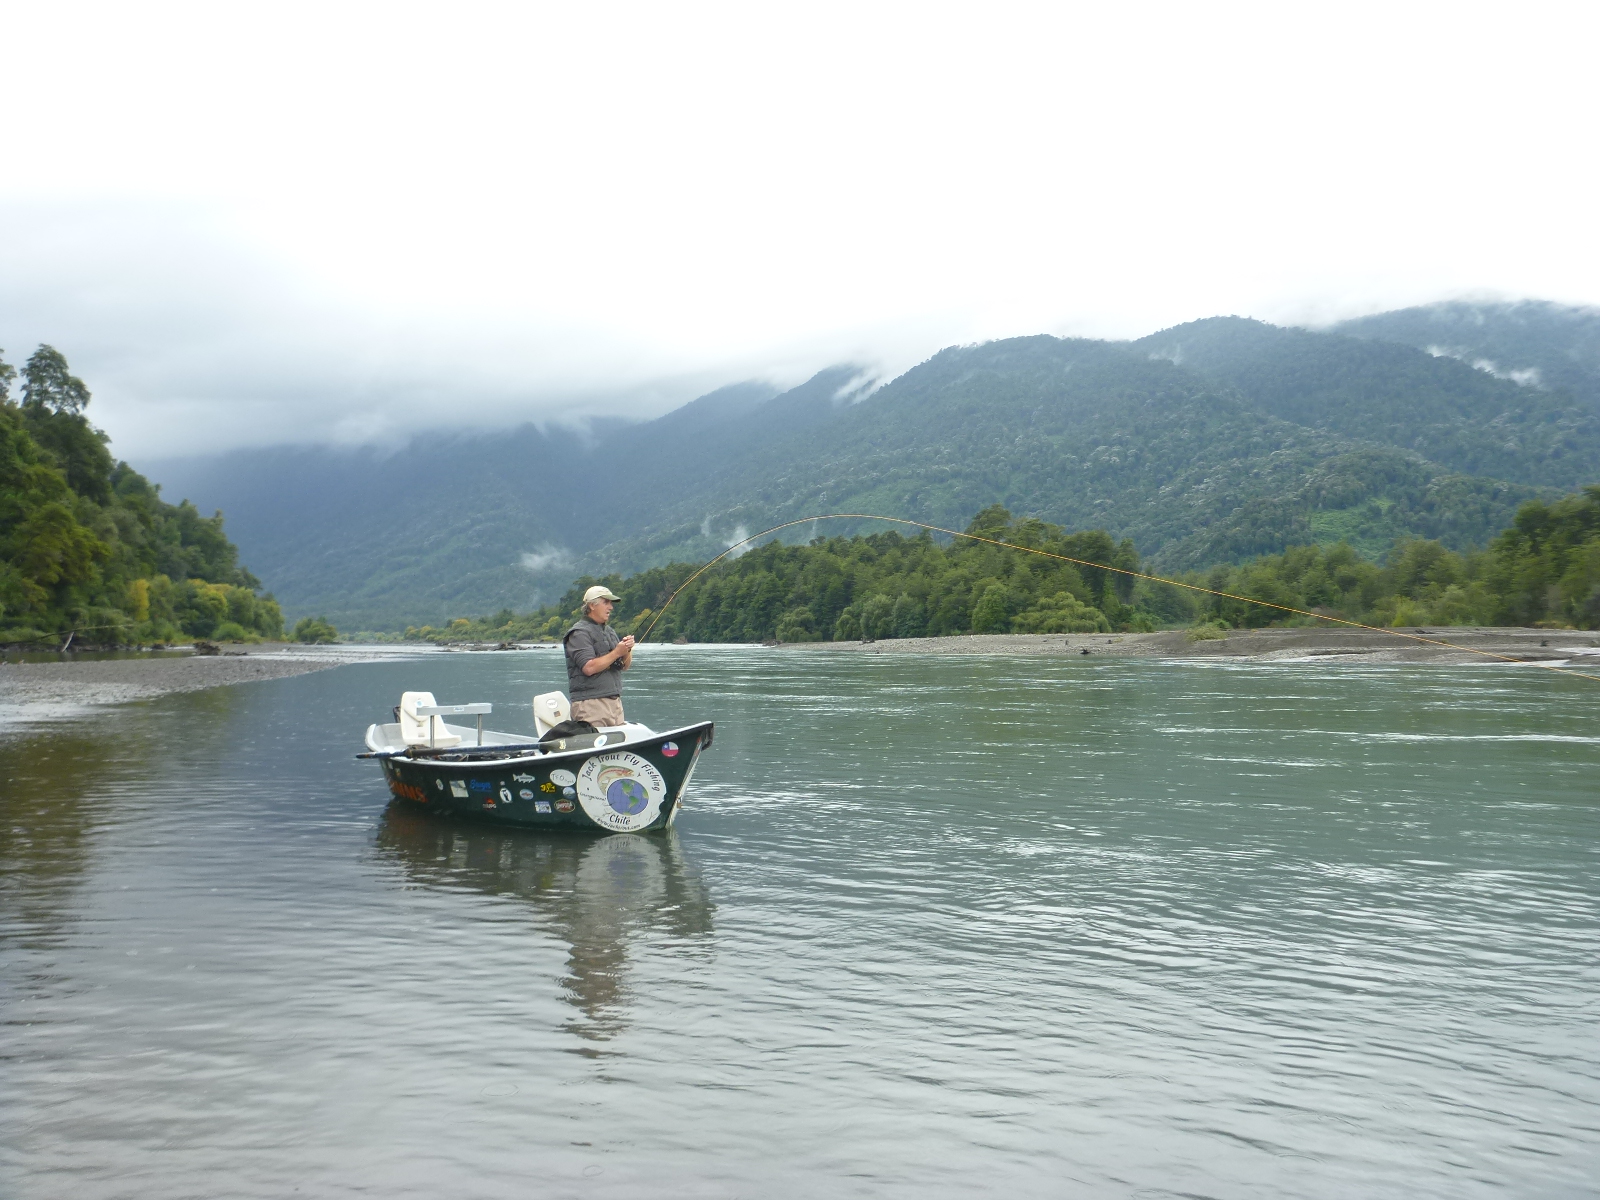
[576,753,668,832]
[607,775,649,815]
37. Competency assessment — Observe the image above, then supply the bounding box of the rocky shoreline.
[0,644,397,730]
[790,626,1600,668]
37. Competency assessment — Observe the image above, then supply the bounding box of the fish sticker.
[576,752,667,832]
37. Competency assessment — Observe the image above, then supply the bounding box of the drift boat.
[360,690,713,833]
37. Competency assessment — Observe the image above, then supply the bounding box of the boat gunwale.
[360,720,714,767]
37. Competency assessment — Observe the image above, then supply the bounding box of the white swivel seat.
[400,691,462,748]
[532,691,571,736]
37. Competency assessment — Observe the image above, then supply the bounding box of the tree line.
[407,486,1600,645]
[1,345,283,646]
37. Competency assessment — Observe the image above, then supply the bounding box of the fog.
[3,2,1596,459]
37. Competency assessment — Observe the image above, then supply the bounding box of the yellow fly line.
[636,513,1600,685]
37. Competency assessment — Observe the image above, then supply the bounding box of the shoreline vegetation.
[393,493,1600,647]
[1,345,283,650]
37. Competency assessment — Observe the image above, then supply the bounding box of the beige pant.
[571,696,625,727]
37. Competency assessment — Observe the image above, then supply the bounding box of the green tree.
[970,582,1013,633]
[774,605,818,642]
[834,605,861,641]
[891,593,926,638]
[293,615,339,644]
[858,593,895,640]
[21,346,91,414]
[1012,591,1112,633]
[1485,486,1600,626]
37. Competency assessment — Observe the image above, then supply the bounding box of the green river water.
[2,647,1596,1198]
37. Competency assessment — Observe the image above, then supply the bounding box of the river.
[3,647,1596,1198]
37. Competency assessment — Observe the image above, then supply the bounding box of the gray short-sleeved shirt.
[564,618,624,701]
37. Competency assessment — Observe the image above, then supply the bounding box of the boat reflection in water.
[374,803,714,1041]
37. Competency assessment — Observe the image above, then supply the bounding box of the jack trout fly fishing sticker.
[576,752,668,832]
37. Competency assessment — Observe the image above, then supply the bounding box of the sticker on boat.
[549,769,576,787]
[576,752,668,832]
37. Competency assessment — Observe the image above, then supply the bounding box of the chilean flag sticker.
[661,741,679,758]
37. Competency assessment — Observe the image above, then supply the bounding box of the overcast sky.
[2,1,1596,459]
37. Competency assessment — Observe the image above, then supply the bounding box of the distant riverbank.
[5,628,1596,734]
[796,625,1600,667]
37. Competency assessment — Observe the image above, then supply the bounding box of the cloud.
[724,525,753,560]
[520,545,573,574]
[4,6,1599,463]
[831,370,886,404]
[1426,345,1544,388]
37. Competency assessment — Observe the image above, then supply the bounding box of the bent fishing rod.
[633,513,1600,685]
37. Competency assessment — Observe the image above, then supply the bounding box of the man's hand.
[583,635,636,675]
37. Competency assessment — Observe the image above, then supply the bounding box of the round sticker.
[549,769,576,787]
[576,752,668,832]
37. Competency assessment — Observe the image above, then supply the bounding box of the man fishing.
[563,585,634,726]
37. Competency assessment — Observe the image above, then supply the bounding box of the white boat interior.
[363,689,655,757]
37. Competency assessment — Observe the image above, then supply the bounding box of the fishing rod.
[635,513,1600,685]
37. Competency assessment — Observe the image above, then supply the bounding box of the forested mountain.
[594,337,1541,573]
[145,371,855,632]
[0,346,280,646]
[1131,317,1600,486]
[1333,300,1600,413]
[151,306,1596,629]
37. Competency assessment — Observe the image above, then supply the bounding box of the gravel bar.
[0,645,396,731]
[791,626,1600,667]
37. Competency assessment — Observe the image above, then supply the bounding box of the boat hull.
[373,723,713,834]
